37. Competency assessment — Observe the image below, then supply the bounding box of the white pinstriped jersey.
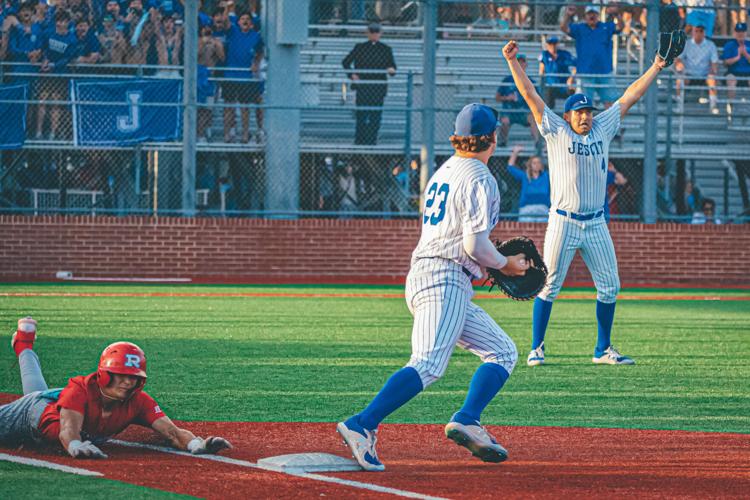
[538,101,621,214]
[411,155,500,279]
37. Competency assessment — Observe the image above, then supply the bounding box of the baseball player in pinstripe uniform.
[337,103,529,471]
[502,40,668,367]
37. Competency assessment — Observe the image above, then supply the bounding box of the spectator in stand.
[211,5,230,47]
[341,22,397,145]
[496,54,542,152]
[73,17,101,68]
[152,8,182,78]
[103,0,127,32]
[36,9,77,140]
[123,0,155,66]
[659,0,684,32]
[682,178,703,214]
[337,162,360,216]
[4,2,44,83]
[692,197,722,223]
[222,5,265,143]
[606,162,637,218]
[98,13,127,64]
[538,36,576,109]
[506,144,550,222]
[197,21,224,143]
[675,23,719,113]
[318,156,337,211]
[561,4,622,109]
[683,0,716,37]
[723,22,750,101]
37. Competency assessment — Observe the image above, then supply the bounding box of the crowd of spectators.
[0,0,266,143]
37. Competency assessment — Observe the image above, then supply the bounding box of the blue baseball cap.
[454,103,499,136]
[736,23,747,32]
[564,93,597,113]
[547,36,559,44]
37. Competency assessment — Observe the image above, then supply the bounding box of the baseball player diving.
[337,103,530,471]
[0,317,232,458]
[501,39,669,367]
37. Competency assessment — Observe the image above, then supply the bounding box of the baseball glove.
[485,236,548,301]
[657,30,686,67]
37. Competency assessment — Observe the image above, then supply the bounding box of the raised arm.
[560,5,576,35]
[618,54,667,117]
[502,41,545,125]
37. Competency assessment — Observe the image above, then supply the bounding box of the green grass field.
[0,461,189,499]
[1,283,748,434]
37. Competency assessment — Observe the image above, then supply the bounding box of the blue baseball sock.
[532,297,554,349]
[451,363,510,425]
[356,367,424,431]
[595,300,617,356]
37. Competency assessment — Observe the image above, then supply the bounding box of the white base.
[257,452,363,473]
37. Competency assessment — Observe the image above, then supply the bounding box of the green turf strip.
[0,460,192,499]
[0,284,748,433]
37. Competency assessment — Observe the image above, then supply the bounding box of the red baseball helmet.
[97,341,147,391]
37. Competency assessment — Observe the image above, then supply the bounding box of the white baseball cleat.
[592,345,635,365]
[336,419,385,472]
[526,342,545,366]
[445,421,508,463]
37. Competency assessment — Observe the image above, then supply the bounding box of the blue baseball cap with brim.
[564,93,597,113]
[736,23,747,32]
[454,103,499,136]
[547,36,559,44]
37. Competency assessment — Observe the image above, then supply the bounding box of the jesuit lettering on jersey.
[568,140,604,157]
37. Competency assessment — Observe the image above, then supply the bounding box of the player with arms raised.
[0,317,232,459]
[501,39,668,366]
[337,103,529,471]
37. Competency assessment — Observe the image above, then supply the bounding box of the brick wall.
[1,215,748,286]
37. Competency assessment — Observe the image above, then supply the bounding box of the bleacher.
[298,30,750,160]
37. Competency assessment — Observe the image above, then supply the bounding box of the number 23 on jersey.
[423,182,449,225]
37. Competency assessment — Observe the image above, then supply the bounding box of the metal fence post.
[181,0,198,216]
[642,0,660,223]
[724,167,729,219]
[420,0,437,205]
[404,71,413,172]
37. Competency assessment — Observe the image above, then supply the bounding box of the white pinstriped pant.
[538,211,621,303]
[405,258,518,388]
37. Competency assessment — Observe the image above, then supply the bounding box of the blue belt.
[556,208,604,221]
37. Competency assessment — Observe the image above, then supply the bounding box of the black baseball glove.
[657,30,686,67]
[485,236,548,301]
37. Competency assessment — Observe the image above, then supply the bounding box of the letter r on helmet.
[125,354,141,368]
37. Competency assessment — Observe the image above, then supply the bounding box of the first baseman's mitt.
[485,236,548,301]
[657,30,686,67]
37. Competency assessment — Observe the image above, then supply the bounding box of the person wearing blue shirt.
[538,36,576,108]
[222,10,264,143]
[722,23,750,101]
[561,4,622,108]
[496,54,542,152]
[4,3,43,82]
[74,18,102,67]
[506,144,550,222]
[36,9,77,140]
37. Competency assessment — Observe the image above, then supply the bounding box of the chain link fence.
[0,0,748,222]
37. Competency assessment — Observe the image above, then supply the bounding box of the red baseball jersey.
[37,372,166,442]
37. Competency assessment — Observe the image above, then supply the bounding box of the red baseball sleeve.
[135,391,167,426]
[56,378,88,414]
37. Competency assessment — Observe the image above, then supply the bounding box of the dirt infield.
[2,395,748,499]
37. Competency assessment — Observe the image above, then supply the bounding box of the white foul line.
[110,440,448,500]
[0,452,102,477]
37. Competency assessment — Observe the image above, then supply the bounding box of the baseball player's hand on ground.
[67,439,108,459]
[188,436,233,455]
[502,41,519,62]
[500,253,530,277]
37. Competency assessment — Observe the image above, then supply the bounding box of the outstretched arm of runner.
[152,416,233,454]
